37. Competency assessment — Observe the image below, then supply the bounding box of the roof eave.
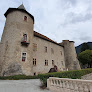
[34,32,64,47]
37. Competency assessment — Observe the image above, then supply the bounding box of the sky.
[0,0,92,46]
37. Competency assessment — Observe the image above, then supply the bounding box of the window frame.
[33,58,36,66]
[23,34,27,42]
[21,52,27,62]
[45,60,48,66]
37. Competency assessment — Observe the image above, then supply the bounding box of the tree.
[78,50,92,68]
[81,43,91,52]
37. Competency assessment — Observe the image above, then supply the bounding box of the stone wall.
[81,73,92,80]
[0,10,34,76]
[32,36,66,75]
[62,40,81,70]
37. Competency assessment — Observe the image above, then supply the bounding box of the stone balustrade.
[47,77,92,92]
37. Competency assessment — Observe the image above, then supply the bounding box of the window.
[35,59,36,65]
[34,72,36,76]
[45,60,46,65]
[61,61,63,66]
[51,48,54,54]
[45,60,48,66]
[52,60,54,65]
[22,52,26,62]
[33,43,37,51]
[45,46,47,52]
[33,58,36,66]
[23,34,27,42]
[24,16,27,21]
[60,51,62,55]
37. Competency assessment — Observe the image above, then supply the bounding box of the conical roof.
[18,4,26,10]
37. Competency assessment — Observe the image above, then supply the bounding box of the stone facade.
[0,4,81,76]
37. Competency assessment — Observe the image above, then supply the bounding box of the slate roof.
[18,4,26,10]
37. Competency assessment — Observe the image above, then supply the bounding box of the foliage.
[81,43,91,52]
[38,68,92,87]
[78,50,92,66]
[0,75,38,80]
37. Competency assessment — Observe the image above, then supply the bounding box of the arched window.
[23,34,27,42]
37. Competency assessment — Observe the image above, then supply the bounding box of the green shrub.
[38,68,92,87]
[78,50,92,66]
[0,75,38,80]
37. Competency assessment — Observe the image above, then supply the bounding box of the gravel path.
[0,79,51,92]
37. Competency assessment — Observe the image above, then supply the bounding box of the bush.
[38,68,92,87]
[78,50,92,67]
[0,75,38,80]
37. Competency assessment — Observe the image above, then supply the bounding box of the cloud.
[79,36,91,41]
[0,0,92,46]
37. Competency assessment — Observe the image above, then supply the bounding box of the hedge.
[38,68,92,87]
[0,75,38,80]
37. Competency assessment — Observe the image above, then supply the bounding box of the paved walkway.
[0,79,51,92]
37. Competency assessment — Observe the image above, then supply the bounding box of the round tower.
[62,40,81,70]
[0,4,34,76]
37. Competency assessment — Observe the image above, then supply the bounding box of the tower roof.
[4,4,34,23]
[18,4,26,10]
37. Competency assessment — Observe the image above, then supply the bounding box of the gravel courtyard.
[0,79,51,92]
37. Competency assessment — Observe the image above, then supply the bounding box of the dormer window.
[23,34,27,42]
[24,16,27,21]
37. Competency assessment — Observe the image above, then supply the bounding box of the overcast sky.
[0,0,92,46]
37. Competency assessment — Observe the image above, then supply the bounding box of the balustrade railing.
[47,77,92,92]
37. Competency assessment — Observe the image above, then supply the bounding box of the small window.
[51,48,54,54]
[52,60,54,65]
[23,34,27,42]
[46,60,48,66]
[33,58,36,66]
[45,60,48,66]
[22,52,26,62]
[60,51,62,55]
[35,59,36,65]
[61,61,63,66]
[33,43,37,51]
[33,58,34,65]
[45,46,47,52]
[45,61,46,66]
[24,16,27,21]
[34,72,36,76]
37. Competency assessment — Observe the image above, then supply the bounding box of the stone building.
[0,4,80,76]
